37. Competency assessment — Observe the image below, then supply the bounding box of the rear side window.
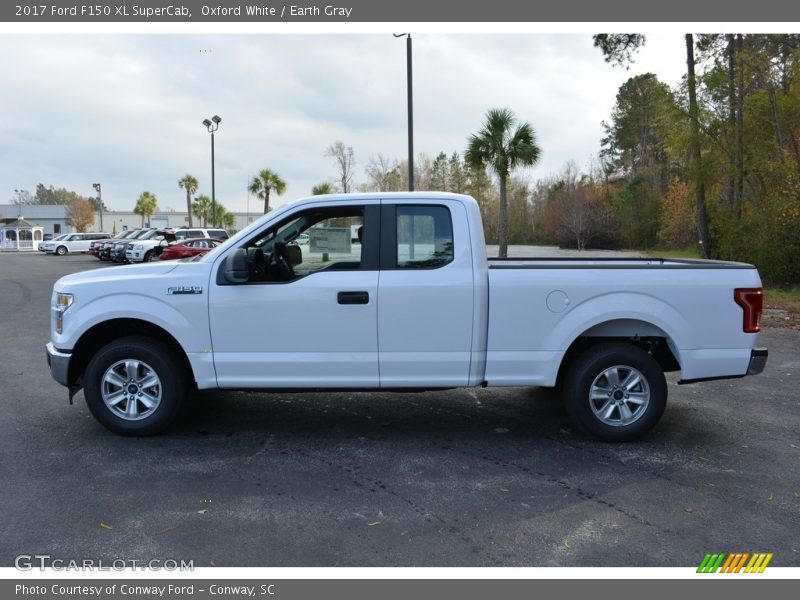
[208,229,228,239]
[395,206,454,269]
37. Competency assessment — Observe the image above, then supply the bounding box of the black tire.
[143,250,153,262]
[55,245,67,256]
[84,336,187,435]
[563,343,667,442]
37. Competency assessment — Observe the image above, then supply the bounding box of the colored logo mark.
[697,552,773,573]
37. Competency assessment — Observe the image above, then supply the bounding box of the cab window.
[395,206,453,269]
[242,206,366,283]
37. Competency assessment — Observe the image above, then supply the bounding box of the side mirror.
[223,249,249,284]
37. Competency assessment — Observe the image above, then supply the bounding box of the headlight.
[54,292,73,334]
[56,292,73,310]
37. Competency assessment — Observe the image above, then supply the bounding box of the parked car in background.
[90,231,134,259]
[127,228,231,263]
[40,234,69,253]
[126,230,175,263]
[293,233,310,245]
[112,228,156,263]
[99,230,140,261]
[174,227,229,241]
[158,237,225,261]
[42,233,54,242]
[48,232,110,256]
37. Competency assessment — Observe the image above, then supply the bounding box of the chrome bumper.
[747,348,768,376]
[46,342,71,387]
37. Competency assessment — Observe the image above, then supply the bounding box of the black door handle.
[338,291,369,305]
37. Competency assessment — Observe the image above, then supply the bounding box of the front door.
[208,203,380,388]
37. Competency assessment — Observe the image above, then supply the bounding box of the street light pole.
[203,115,222,227]
[394,33,414,191]
[93,183,103,231]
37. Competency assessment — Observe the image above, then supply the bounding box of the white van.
[49,233,110,255]
[40,234,70,253]
[174,227,229,241]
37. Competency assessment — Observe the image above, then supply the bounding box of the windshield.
[138,230,164,241]
[129,229,153,240]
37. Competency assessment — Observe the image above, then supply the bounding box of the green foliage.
[311,182,334,195]
[592,35,800,282]
[612,175,662,249]
[249,169,286,214]
[34,184,84,206]
[192,195,213,227]
[133,191,157,227]
[213,204,235,229]
[466,108,541,256]
[593,34,646,68]
[178,174,199,228]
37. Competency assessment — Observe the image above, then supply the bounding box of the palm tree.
[249,169,286,214]
[192,195,213,227]
[213,204,236,229]
[178,174,199,227]
[311,182,333,195]
[133,191,157,227]
[465,108,541,258]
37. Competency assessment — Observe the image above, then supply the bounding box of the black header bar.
[3,0,800,22]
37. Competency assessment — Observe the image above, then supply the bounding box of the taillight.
[734,288,763,333]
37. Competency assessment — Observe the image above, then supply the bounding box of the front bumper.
[46,342,71,387]
[747,347,768,375]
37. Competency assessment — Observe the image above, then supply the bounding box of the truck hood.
[55,262,180,289]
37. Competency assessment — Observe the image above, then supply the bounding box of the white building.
[0,204,261,236]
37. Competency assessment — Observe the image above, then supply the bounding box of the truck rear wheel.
[83,336,186,435]
[563,343,666,442]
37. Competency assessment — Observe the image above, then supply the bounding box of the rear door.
[377,200,475,387]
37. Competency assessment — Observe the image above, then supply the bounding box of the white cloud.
[0,33,685,213]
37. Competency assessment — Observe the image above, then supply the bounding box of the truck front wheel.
[563,343,667,442]
[83,337,187,435]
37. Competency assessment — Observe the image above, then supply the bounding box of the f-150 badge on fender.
[167,286,203,295]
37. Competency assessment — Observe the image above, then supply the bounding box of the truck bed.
[488,257,756,269]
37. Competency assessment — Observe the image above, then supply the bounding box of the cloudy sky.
[0,33,686,213]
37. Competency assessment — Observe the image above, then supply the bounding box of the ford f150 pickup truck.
[46,192,767,440]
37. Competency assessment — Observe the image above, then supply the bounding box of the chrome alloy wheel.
[101,359,162,421]
[589,365,650,427]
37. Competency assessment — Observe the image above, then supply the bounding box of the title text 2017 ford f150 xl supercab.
[46,193,767,441]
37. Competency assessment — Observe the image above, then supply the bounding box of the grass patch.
[763,287,800,329]
[644,248,701,259]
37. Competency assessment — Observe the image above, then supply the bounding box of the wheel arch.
[555,318,681,389]
[68,318,195,389]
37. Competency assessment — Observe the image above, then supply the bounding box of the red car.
[158,237,224,261]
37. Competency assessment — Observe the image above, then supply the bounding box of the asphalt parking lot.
[1,252,798,567]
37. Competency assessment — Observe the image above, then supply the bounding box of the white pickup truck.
[46,192,767,441]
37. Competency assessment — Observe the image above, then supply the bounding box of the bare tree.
[364,154,399,192]
[325,141,356,193]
